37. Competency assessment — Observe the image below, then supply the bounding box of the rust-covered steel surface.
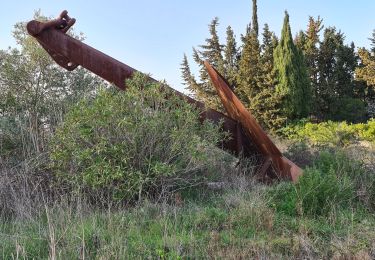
[204,61,302,182]
[26,10,302,182]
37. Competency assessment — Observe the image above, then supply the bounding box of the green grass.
[1,185,374,259]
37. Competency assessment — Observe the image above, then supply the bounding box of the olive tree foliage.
[50,73,230,201]
[0,11,103,163]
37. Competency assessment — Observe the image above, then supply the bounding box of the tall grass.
[1,179,374,259]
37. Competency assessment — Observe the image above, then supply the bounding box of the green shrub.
[296,167,354,216]
[282,119,375,146]
[269,151,357,217]
[294,121,355,146]
[270,169,354,217]
[49,73,226,201]
[353,118,375,143]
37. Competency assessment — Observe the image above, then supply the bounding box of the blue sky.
[0,1,374,92]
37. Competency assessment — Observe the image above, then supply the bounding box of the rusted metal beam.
[26,11,252,158]
[204,61,302,182]
[26,10,302,182]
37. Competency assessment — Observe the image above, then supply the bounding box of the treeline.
[181,0,375,131]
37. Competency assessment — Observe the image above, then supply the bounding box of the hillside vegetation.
[1,74,375,259]
[1,5,375,259]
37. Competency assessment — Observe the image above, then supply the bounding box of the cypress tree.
[295,17,323,117]
[273,11,311,120]
[252,0,259,37]
[235,0,261,108]
[370,29,375,53]
[305,17,323,116]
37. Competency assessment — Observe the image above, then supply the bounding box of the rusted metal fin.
[204,61,302,182]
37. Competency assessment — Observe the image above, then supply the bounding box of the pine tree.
[235,0,261,107]
[316,27,339,118]
[317,27,362,120]
[192,47,223,109]
[236,29,261,108]
[261,24,278,86]
[256,24,286,130]
[273,11,311,120]
[199,17,225,74]
[181,54,199,90]
[236,21,285,130]
[180,18,228,109]
[336,41,357,97]
[224,26,238,89]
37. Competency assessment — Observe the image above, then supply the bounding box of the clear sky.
[0,1,374,92]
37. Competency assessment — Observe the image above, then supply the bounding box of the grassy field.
[1,78,374,259]
[1,187,374,259]
[1,153,375,259]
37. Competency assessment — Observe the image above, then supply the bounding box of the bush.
[298,121,355,146]
[50,73,226,201]
[282,119,375,146]
[353,118,375,143]
[296,167,354,216]
[269,151,362,217]
[270,170,354,217]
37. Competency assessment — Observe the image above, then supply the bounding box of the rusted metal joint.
[26,10,78,71]
[27,10,76,36]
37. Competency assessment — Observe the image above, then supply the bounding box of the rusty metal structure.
[27,10,302,182]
